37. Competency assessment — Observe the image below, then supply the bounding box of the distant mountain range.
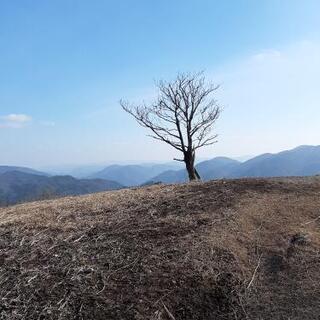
[148,145,320,183]
[0,166,49,176]
[0,171,122,206]
[88,163,183,186]
[1,145,320,205]
[42,164,107,178]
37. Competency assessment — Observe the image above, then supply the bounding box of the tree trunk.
[184,151,201,181]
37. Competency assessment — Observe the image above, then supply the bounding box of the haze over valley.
[1,145,320,205]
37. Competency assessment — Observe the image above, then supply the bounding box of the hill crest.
[0,177,319,319]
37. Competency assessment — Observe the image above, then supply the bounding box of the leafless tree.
[120,72,222,181]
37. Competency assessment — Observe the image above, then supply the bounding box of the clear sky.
[1,0,320,167]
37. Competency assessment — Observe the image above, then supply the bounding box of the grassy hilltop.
[0,177,319,319]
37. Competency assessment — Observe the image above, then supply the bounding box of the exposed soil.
[0,177,319,319]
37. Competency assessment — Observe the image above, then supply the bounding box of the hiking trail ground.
[0,177,319,319]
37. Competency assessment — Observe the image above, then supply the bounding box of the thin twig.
[162,302,176,320]
[302,215,320,226]
[247,254,263,290]
[153,290,173,306]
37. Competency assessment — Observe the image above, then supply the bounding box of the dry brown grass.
[0,177,319,319]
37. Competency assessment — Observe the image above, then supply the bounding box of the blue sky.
[1,0,320,167]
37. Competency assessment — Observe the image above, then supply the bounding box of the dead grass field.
[0,177,319,319]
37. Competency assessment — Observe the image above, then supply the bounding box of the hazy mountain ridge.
[2,145,320,205]
[0,165,49,176]
[231,145,320,177]
[149,145,320,184]
[0,171,122,205]
[89,163,183,186]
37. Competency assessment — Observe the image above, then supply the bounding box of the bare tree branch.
[120,72,222,181]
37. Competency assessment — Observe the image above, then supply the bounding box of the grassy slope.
[0,178,319,319]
